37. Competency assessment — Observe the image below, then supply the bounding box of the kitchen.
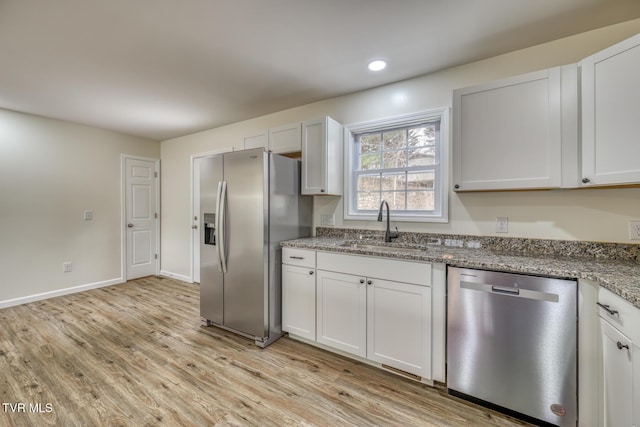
[2,1,640,426]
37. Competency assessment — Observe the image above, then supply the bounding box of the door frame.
[121,154,161,281]
[190,147,234,283]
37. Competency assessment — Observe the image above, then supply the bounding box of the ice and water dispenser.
[203,213,216,245]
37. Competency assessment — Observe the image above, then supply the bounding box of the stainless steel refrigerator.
[199,148,312,347]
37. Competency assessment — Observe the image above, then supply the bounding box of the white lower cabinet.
[316,270,367,357]
[367,278,431,378]
[282,264,316,341]
[315,251,434,381]
[600,319,633,427]
[597,287,640,427]
[282,248,443,383]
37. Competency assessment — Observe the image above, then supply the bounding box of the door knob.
[127,223,134,228]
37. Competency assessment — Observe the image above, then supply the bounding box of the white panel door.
[125,157,158,280]
[269,122,301,153]
[452,67,564,191]
[316,270,366,357]
[600,319,633,427]
[581,34,640,186]
[367,278,431,378]
[282,264,316,341]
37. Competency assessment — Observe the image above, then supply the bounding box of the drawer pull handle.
[617,341,629,351]
[289,256,304,260]
[596,302,619,316]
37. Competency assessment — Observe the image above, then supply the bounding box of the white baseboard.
[0,277,124,309]
[159,270,192,283]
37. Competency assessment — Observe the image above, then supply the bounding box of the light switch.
[83,210,93,221]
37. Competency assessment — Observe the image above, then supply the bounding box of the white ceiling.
[1,0,640,141]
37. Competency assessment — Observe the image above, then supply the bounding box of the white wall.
[0,109,159,305]
[161,19,640,280]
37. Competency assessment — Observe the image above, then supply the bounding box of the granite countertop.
[282,236,640,310]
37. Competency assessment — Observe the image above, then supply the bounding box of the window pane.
[383,130,406,150]
[381,191,406,210]
[408,147,435,166]
[359,133,382,153]
[357,174,380,192]
[349,111,444,220]
[407,172,434,190]
[359,153,381,170]
[407,191,434,211]
[357,192,380,210]
[381,172,406,191]
[383,150,407,169]
[408,125,436,147]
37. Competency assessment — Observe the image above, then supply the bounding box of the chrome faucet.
[377,200,399,243]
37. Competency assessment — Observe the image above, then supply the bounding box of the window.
[344,109,448,222]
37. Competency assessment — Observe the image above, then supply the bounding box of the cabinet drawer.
[282,248,315,268]
[317,251,430,286]
[598,287,640,343]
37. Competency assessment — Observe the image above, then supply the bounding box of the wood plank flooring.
[0,276,531,426]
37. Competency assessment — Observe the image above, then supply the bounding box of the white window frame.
[343,108,449,222]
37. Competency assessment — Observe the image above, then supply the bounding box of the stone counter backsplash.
[315,227,640,262]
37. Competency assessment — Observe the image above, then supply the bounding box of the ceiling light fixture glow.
[368,60,387,71]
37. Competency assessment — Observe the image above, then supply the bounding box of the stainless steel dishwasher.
[447,267,577,427]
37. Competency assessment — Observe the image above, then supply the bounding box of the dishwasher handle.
[491,285,520,295]
[460,280,559,303]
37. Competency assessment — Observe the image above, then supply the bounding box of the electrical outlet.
[629,220,640,240]
[496,217,509,233]
[63,262,72,273]
[83,210,93,221]
[320,214,335,226]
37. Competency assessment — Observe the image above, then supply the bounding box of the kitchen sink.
[339,241,426,254]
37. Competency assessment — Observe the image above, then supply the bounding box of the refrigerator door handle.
[217,180,228,274]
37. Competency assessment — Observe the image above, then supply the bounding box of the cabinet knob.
[454,184,460,190]
[320,189,325,193]
[582,177,591,184]
[309,271,314,275]
[367,280,372,285]
[617,341,630,350]
[359,279,365,284]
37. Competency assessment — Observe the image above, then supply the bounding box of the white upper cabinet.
[580,33,640,186]
[301,116,343,195]
[243,130,268,150]
[269,122,302,154]
[452,64,578,191]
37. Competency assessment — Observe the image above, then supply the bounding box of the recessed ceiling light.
[368,60,387,71]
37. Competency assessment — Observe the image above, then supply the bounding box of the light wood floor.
[0,276,530,426]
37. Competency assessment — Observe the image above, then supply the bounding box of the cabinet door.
[316,270,366,357]
[302,116,343,195]
[581,34,640,186]
[452,67,564,191]
[282,264,316,341]
[634,343,640,427]
[269,122,301,153]
[600,319,633,427]
[243,131,268,150]
[301,118,327,194]
[367,278,431,379]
